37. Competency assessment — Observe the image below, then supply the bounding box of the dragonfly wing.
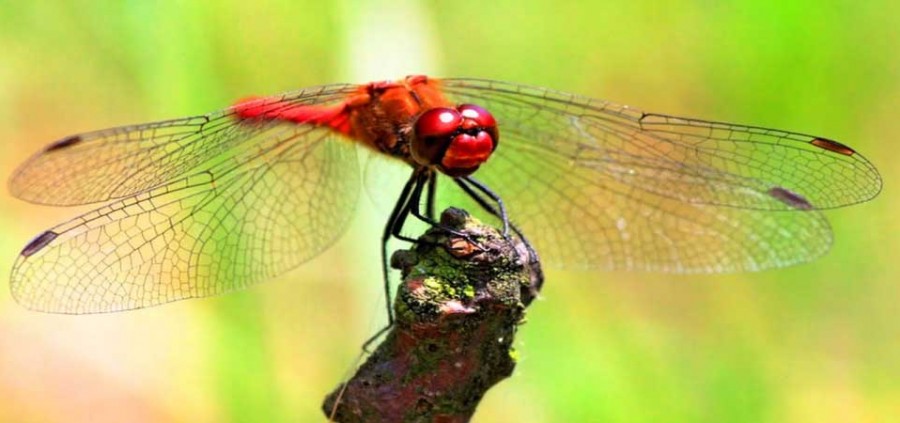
[438,132,832,272]
[10,125,359,313]
[437,78,880,272]
[9,83,358,206]
[440,78,881,210]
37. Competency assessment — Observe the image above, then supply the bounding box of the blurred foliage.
[0,1,897,422]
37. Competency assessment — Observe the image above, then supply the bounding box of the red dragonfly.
[9,76,881,315]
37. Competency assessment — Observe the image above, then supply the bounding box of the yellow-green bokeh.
[1,1,898,422]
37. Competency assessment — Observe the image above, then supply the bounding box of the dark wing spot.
[44,135,83,152]
[768,187,813,210]
[21,231,58,257]
[810,138,855,156]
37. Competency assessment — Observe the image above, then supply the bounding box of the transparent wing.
[10,126,359,313]
[8,83,358,206]
[441,78,880,210]
[437,78,881,272]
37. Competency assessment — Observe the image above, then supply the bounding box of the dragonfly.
[8,75,882,316]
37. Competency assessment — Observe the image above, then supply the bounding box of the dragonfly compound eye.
[458,104,499,145]
[412,105,499,177]
[440,104,499,176]
[412,107,462,166]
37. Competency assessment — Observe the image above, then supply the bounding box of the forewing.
[437,78,881,272]
[440,78,881,210]
[9,83,358,206]
[10,126,359,313]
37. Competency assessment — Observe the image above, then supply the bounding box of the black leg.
[407,171,443,228]
[361,324,392,353]
[382,170,497,326]
[426,172,437,221]
[407,172,480,246]
[460,176,509,236]
[381,169,421,324]
[455,177,540,280]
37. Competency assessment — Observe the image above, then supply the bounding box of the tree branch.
[323,207,543,422]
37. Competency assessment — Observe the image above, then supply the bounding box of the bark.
[323,207,543,422]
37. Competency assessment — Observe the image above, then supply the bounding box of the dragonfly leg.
[455,177,542,291]
[407,172,483,249]
[361,324,392,353]
[381,169,422,324]
[426,172,437,221]
[382,170,489,324]
[460,176,509,237]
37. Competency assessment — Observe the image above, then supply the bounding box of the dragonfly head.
[411,104,498,177]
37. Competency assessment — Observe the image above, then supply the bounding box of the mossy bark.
[323,208,543,422]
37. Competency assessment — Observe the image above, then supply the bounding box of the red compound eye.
[458,104,498,149]
[458,104,496,129]
[411,104,499,176]
[412,108,462,166]
[415,108,461,138]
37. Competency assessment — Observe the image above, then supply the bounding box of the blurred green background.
[1,1,897,422]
